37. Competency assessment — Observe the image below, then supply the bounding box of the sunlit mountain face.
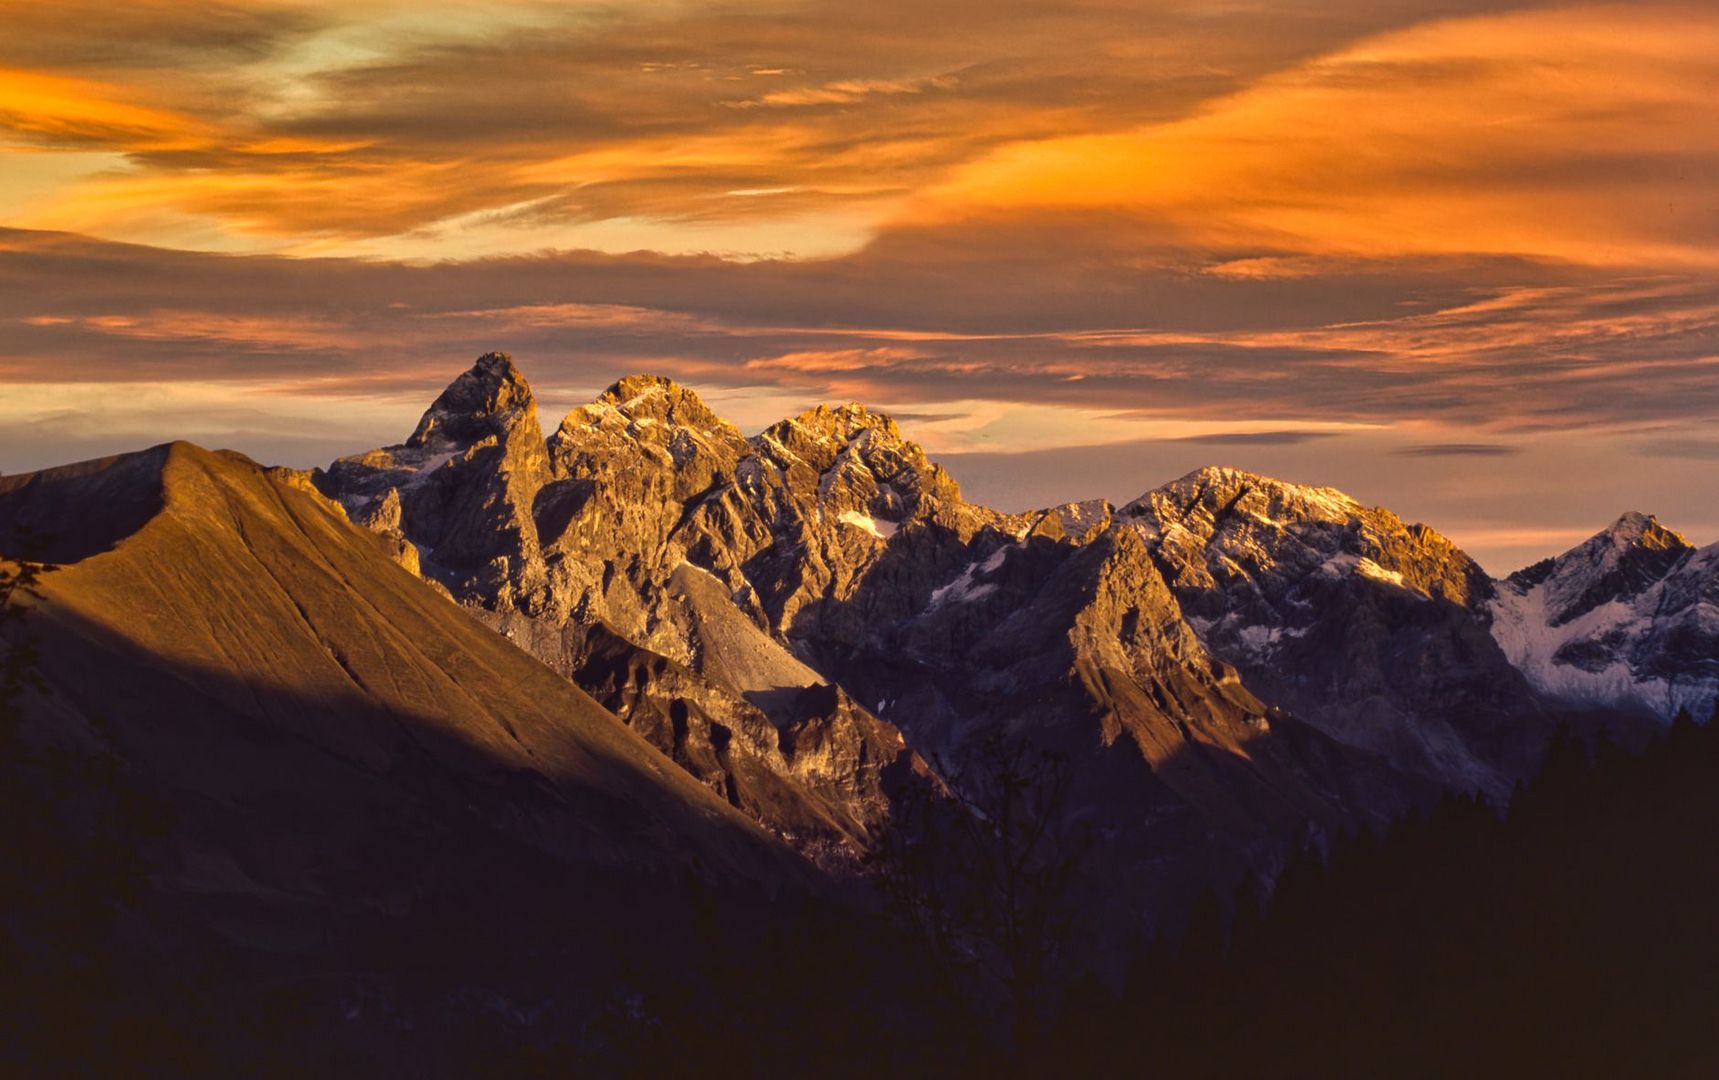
[2,1,1716,571]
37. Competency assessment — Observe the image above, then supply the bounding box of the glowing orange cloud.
[6,1,1703,267]
[920,4,1719,268]
[0,68,212,150]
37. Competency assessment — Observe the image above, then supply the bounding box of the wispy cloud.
[2,227,1713,440]
[1393,443,1521,458]
[1635,438,1719,462]
[726,73,959,108]
[1177,430,1345,447]
[920,4,1719,269]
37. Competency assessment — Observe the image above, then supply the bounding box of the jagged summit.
[1608,509,1655,535]
[1132,462,1488,600]
[319,352,550,590]
[1128,465,1365,530]
[408,351,537,449]
[1118,460,1523,792]
[1597,511,1687,551]
[1507,511,1691,598]
[766,401,906,449]
[548,374,747,496]
[1502,509,1694,626]
[753,401,935,486]
[749,399,969,528]
[559,373,740,441]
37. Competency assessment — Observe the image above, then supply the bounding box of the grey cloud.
[1393,443,1522,458]
[1175,430,1346,447]
[1637,439,1719,462]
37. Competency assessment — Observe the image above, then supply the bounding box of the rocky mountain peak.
[748,400,968,524]
[764,402,905,451]
[584,374,736,434]
[1491,514,1714,721]
[548,374,747,488]
[1505,510,1694,628]
[1127,464,1490,601]
[1129,465,1364,532]
[1600,511,1687,553]
[319,352,550,598]
[553,374,743,449]
[407,351,538,449]
[1112,461,1522,792]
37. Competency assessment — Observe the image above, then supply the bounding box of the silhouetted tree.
[870,734,1090,1050]
[1053,711,1719,1076]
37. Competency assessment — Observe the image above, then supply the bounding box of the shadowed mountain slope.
[3,441,799,883]
[0,441,848,1072]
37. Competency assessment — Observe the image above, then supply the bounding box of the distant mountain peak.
[1502,509,1694,620]
[1491,511,1713,720]
[1127,465,1365,532]
[579,373,736,433]
[748,400,968,521]
[772,401,905,447]
[600,372,692,411]
[1609,509,1653,533]
[407,350,537,449]
[551,375,745,476]
[1507,512,1691,592]
[1597,510,1687,552]
[608,371,678,397]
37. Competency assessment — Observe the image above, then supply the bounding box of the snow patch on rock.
[927,547,1010,610]
[838,510,897,539]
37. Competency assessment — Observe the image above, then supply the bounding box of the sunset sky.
[2,0,1715,570]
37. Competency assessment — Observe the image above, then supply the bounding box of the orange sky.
[1,0,1715,568]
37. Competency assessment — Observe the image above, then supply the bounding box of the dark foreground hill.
[0,443,959,1076]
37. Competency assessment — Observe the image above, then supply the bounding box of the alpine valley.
[3,353,1715,1076]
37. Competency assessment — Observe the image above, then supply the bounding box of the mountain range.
[3,351,1714,1071]
[314,356,1711,858]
